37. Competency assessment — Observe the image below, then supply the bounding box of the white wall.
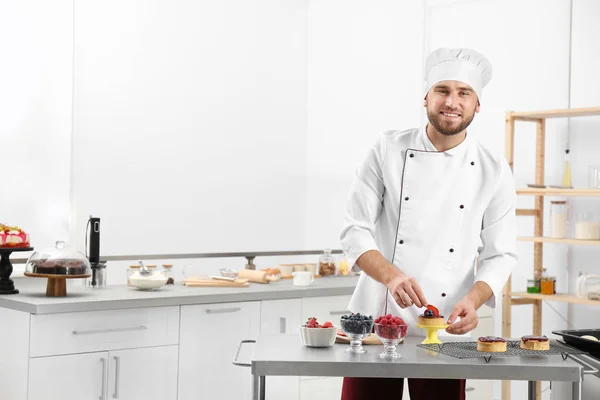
[70,0,309,256]
[568,0,600,333]
[305,0,425,249]
[0,0,73,249]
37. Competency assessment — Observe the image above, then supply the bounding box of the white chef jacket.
[340,127,517,329]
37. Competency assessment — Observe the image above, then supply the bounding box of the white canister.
[293,271,314,286]
[549,201,567,238]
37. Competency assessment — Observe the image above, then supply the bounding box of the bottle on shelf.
[562,149,572,188]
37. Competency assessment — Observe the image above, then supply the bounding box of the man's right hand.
[386,273,428,309]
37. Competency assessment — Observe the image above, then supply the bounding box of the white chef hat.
[424,48,492,102]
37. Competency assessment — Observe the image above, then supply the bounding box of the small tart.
[477,336,507,352]
[417,315,446,327]
[520,335,550,351]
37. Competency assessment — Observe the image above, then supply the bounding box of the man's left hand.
[445,298,478,335]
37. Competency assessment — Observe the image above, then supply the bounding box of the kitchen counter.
[0,276,359,314]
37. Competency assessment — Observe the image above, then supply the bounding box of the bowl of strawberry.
[374,314,408,359]
[299,317,337,348]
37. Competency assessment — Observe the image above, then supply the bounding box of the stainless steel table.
[234,334,598,400]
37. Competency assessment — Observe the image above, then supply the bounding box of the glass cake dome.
[26,241,91,276]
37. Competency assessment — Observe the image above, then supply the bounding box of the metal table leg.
[252,374,259,400]
[260,376,266,400]
[252,375,266,400]
[571,381,582,400]
[528,381,536,400]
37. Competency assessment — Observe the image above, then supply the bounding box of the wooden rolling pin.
[237,269,269,284]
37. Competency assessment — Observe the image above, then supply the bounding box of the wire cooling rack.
[418,340,586,363]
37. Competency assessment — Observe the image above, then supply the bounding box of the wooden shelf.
[516,187,600,196]
[518,236,600,245]
[508,107,600,120]
[510,292,600,306]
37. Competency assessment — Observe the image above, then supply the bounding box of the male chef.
[339,48,517,399]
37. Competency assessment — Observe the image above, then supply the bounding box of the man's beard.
[427,108,475,136]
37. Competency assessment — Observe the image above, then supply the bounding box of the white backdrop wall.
[305,0,425,249]
[71,0,310,256]
[569,0,600,335]
[0,0,73,249]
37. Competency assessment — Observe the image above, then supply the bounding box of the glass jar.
[318,249,336,276]
[337,253,350,276]
[161,264,174,285]
[527,278,540,293]
[575,212,600,240]
[589,165,600,188]
[540,268,556,295]
[127,265,140,286]
[549,201,567,238]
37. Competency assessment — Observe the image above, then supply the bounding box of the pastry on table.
[477,336,507,352]
[417,305,445,326]
[520,335,550,351]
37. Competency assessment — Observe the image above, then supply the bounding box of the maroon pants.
[341,377,466,400]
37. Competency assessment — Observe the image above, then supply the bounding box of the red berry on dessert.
[418,305,445,327]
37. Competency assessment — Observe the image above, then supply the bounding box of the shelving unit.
[502,106,600,400]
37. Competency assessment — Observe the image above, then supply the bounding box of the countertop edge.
[0,279,358,314]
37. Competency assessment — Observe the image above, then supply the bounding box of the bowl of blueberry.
[340,313,374,353]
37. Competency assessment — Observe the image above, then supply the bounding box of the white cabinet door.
[261,299,302,400]
[178,302,261,400]
[261,298,302,335]
[28,352,108,400]
[301,295,352,326]
[108,346,178,400]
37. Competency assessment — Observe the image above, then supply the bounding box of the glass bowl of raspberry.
[374,314,408,359]
[339,313,374,354]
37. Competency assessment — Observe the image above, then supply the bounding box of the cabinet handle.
[73,326,147,335]
[280,317,286,333]
[100,358,106,400]
[465,386,475,392]
[112,356,120,399]
[206,307,241,314]
[329,310,348,316]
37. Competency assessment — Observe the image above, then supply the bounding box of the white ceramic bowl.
[299,325,337,347]
[130,276,168,290]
